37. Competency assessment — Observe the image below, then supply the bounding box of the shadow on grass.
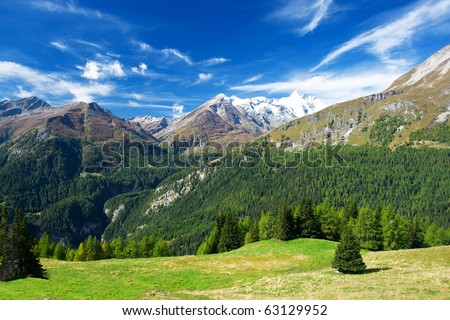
[361,267,391,274]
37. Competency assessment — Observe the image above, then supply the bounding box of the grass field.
[0,239,449,300]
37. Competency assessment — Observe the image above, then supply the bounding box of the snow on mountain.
[129,115,173,135]
[229,90,327,130]
[0,96,52,117]
[391,44,450,89]
[404,45,450,87]
[129,115,164,125]
[131,91,327,140]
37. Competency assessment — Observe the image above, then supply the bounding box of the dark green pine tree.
[342,198,359,224]
[152,239,172,257]
[218,214,241,253]
[356,207,383,251]
[276,202,295,241]
[84,236,103,261]
[0,204,9,265]
[295,198,322,238]
[0,207,46,282]
[53,244,67,261]
[245,222,260,244]
[332,226,366,274]
[407,216,424,249]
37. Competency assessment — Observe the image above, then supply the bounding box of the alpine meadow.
[0,0,449,303]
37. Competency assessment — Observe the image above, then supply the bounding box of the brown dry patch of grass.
[160,253,308,274]
[168,246,450,300]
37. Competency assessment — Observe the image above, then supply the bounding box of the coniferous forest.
[0,135,449,263]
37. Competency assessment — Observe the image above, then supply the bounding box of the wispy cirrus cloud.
[50,41,68,51]
[202,57,229,66]
[31,0,128,30]
[32,0,103,18]
[0,61,114,102]
[126,100,185,118]
[272,0,333,35]
[312,0,450,71]
[161,48,193,65]
[74,39,103,49]
[243,74,263,84]
[138,41,193,65]
[137,41,229,67]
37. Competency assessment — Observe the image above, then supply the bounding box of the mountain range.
[0,91,326,146]
[130,90,326,144]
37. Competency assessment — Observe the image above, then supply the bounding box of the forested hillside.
[103,145,450,255]
[0,132,177,246]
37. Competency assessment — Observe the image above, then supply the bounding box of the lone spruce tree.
[276,202,294,241]
[218,214,241,253]
[332,226,366,274]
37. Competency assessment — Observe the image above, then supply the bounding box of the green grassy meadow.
[0,239,449,300]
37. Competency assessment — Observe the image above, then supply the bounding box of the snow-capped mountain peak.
[227,91,326,130]
[129,115,163,124]
[390,44,450,89]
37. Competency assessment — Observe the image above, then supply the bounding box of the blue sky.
[0,0,449,119]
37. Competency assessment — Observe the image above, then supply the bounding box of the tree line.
[197,198,450,255]
[35,234,172,262]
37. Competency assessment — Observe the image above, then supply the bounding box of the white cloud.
[79,61,100,80]
[31,0,128,31]
[14,85,34,98]
[231,65,405,105]
[131,93,143,100]
[136,41,227,68]
[50,41,68,51]
[189,73,214,86]
[139,42,153,51]
[161,48,193,65]
[202,57,229,66]
[243,74,263,84]
[32,0,103,18]
[74,39,103,49]
[106,52,121,58]
[198,73,213,82]
[272,0,333,35]
[77,60,126,80]
[172,103,184,118]
[129,100,140,107]
[62,81,113,102]
[313,0,450,71]
[0,61,114,102]
[131,63,148,75]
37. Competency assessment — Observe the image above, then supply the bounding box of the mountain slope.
[129,116,173,135]
[269,44,450,149]
[0,96,51,117]
[154,94,267,144]
[0,99,157,143]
